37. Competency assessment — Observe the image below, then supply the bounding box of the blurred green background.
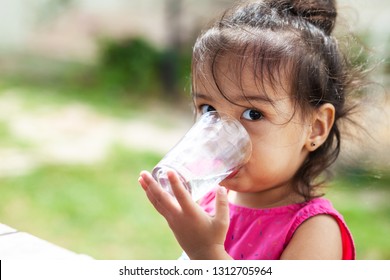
[0,0,389,259]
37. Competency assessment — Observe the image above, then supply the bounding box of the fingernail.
[138,177,147,190]
[218,186,227,195]
[140,171,149,180]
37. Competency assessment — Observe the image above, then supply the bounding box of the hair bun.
[291,0,337,35]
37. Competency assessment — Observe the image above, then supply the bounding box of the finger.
[139,171,179,216]
[138,175,148,191]
[213,186,229,227]
[166,170,195,212]
[139,175,169,216]
[139,171,160,196]
[139,170,166,195]
[138,175,157,205]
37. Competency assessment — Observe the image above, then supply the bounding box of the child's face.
[192,61,312,194]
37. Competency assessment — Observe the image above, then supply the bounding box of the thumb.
[214,187,229,228]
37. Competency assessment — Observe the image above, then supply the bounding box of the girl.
[139,0,363,260]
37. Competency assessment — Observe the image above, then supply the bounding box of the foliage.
[96,37,192,99]
[382,36,390,75]
[97,38,161,94]
[0,37,193,106]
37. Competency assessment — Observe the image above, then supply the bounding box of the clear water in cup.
[151,111,252,201]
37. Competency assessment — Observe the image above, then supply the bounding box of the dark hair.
[191,0,366,200]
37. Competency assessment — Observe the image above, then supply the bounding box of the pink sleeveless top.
[199,191,355,260]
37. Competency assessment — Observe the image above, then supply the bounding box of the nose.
[214,109,240,121]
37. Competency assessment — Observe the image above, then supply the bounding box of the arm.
[139,170,232,260]
[280,214,343,259]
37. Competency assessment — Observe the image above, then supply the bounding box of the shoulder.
[281,213,343,259]
[281,198,354,259]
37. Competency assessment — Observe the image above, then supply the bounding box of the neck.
[227,185,305,209]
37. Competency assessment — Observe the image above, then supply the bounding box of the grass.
[0,75,188,259]
[326,169,390,259]
[0,145,182,259]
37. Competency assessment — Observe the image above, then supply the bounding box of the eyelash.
[199,104,264,121]
[242,109,264,121]
[199,104,216,114]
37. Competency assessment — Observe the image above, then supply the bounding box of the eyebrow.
[193,92,275,104]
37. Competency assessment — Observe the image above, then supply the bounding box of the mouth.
[225,168,240,180]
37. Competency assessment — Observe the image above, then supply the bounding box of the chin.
[219,176,241,190]
[219,168,249,190]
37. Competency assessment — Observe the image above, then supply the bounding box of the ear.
[305,103,336,151]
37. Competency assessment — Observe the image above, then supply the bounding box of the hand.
[138,170,232,260]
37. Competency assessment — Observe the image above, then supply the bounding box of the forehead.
[192,53,292,103]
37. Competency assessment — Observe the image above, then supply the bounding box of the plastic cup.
[151,111,252,201]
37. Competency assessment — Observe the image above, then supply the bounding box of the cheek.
[247,147,280,173]
[245,142,302,180]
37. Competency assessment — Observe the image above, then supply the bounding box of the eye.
[200,104,216,114]
[242,109,264,121]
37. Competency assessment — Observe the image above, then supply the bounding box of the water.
[185,173,227,202]
[152,166,227,201]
